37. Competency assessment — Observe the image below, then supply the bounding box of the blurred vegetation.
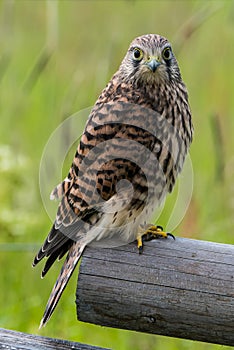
[0,1,234,349]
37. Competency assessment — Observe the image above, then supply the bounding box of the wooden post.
[0,328,109,350]
[76,237,234,346]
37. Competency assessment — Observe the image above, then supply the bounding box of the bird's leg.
[137,224,175,254]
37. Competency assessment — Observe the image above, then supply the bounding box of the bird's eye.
[162,47,172,61]
[133,48,144,61]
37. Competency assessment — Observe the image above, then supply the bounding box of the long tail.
[39,242,85,328]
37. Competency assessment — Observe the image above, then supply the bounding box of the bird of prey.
[33,34,193,328]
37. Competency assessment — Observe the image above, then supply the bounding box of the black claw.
[138,245,143,254]
[167,232,175,240]
[156,225,164,231]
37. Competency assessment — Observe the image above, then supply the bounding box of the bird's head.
[119,34,181,86]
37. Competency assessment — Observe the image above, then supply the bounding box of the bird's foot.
[137,224,175,254]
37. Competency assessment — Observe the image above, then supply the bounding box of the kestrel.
[33,34,193,327]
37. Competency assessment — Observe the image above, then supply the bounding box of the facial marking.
[119,34,180,85]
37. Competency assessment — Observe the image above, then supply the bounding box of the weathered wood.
[76,237,234,346]
[0,328,109,350]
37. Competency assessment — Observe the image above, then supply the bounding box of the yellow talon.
[137,224,175,254]
[137,236,143,254]
[144,225,168,239]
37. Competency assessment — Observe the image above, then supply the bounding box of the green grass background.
[0,0,234,349]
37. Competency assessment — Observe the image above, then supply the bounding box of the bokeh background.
[0,1,234,349]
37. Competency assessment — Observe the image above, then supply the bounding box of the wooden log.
[0,328,109,350]
[76,237,234,346]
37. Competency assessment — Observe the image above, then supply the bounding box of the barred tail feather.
[39,242,85,328]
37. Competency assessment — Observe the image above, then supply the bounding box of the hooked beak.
[146,58,161,73]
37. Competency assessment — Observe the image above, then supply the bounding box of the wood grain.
[0,328,109,350]
[76,237,234,346]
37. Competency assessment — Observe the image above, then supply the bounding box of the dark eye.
[162,47,172,61]
[133,48,144,61]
